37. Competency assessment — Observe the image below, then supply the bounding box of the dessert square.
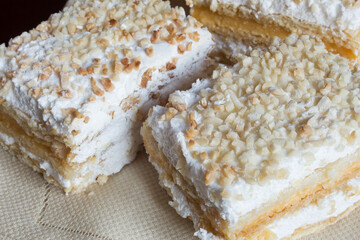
[142,34,360,239]
[0,0,213,193]
[189,0,360,62]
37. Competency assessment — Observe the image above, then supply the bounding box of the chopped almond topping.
[138,38,150,47]
[188,32,200,42]
[123,48,133,58]
[134,57,141,70]
[185,127,199,139]
[121,96,140,111]
[168,38,176,45]
[174,104,187,111]
[84,116,90,123]
[173,19,184,28]
[57,89,73,99]
[186,42,192,51]
[88,96,96,102]
[109,19,117,27]
[85,22,96,31]
[188,139,195,148]
[39,73,50,81]
[98,38,110,47]
[87,65,95,74]
[150,30,160,43]
[205,170,217,185]
[166,24,177,35]
[72,130,80,136]
[298,124,312,136]
[78,67,88,76]
[175,34,186,43]
[177,44,185,54]
[121,58,129,65]
[31,88,42,98]
[71,63,80,69]
[145,46,154,57]
[114,60,122,74]
[123,62,134,73]
[101,65,108,75]
[43,66,53,76]
[166,61,176,71]
[93,58,101,64]
[141,68,154,88]
[101,77,115,92]
[60,73,69,89]
[67,23,76,34]
[90,77,104,96]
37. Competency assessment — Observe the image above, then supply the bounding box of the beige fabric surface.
[0,146,360,240]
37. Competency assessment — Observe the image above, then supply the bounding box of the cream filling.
[148,78,360,225]
[269,175,360,239]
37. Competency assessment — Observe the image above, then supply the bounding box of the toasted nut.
[101,78,114,92]
[177,44,185,54]
[109,19,117,27]
[298,124,312,136]
[98,38,110,47]
[90,77,104,96]
[185,128,199,139]
[78,68,88,76]
[145,46,154,57]
[186,42,192,51]
[72,130,80,136]
[205,169,217,185]
[188,32,200,42]
[84,116,90,123]
[150,30,160,43]
[174,104,187,111]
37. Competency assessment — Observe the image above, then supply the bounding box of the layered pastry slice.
[189,0,360,62]
[0,0,213,193]
[142,34,360,239]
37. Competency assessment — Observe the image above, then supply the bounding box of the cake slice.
[0,0,213,193]
[142,34,360,239]
[189,0,360,62]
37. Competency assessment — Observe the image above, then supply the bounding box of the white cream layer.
[148,78,360,225]
[202,0,360,31]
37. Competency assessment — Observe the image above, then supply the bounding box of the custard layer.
[191,6,358,61]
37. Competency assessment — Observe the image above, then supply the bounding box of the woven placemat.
[1,146,360,240]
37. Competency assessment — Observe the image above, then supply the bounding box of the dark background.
[0,0,67,44]
[0,0,188,45]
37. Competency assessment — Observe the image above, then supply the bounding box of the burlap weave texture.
[1,146,360,239]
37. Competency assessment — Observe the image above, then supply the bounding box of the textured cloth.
[0,147,360,240]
